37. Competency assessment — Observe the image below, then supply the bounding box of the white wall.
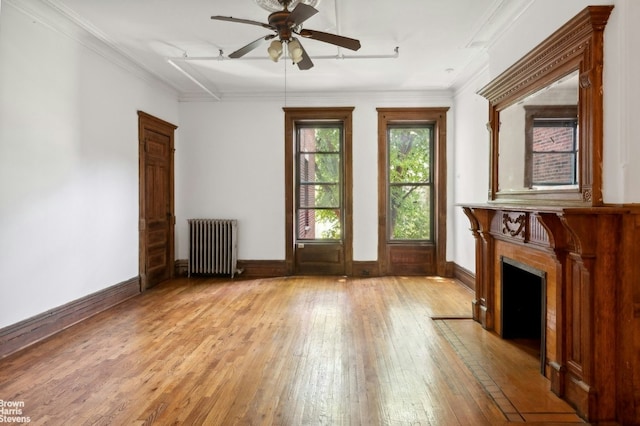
[603,0,640,202]
[451,67,491,272]
[0,2,179,328]
[176,92,453,262]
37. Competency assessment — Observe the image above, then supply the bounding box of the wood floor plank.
[0,276,585,425]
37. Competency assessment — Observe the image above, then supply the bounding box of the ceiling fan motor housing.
[268,11,294,41]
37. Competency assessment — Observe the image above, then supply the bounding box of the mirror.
[478,6,613,205]
[498,71,579,193]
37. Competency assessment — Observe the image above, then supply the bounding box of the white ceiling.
[41,0,533,100]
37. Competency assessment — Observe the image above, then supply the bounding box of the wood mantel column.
[462,207,495,330]
[536,213,569,397]
[557,212,620,422]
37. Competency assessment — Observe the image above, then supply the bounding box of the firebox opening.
[500,256,546,375]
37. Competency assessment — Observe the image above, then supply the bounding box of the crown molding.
[178,89,453,104]
[4,0,178,98]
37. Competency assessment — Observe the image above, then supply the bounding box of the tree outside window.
[297,125,342,240]
[387,125,433,241]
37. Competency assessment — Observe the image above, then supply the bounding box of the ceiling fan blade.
[285,3,318,27]
[211,15,273,30]
[299,29,361,51]
[229,34,276,58]
[295,39,314,70]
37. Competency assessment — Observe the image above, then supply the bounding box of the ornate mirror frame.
[478,6,613,206]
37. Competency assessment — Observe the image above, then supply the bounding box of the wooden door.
[138,111,177,290]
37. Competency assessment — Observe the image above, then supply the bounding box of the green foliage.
[388,127,433,240]
[310,127,342,239]
[297,125,433,241]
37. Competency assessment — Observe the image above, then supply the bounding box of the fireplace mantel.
[460,203,640,424]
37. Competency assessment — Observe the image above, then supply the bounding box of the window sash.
[531,118,578,185]
[386,124,434,242]
[295,123,344,241]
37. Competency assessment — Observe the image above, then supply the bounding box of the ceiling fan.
[211,0,361,70]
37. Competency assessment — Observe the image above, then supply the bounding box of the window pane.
[299,154,340,183]
[533,124,576,152]
[533,153,577,185]
[297,209,341,240]
[532,120,577,185]
[389,127,431,183]
[299,184,339,208]
[299,127,340,152]
[389,185,431,240]
[296,122,343,242]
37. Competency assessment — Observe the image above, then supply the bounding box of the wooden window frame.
[377,108,448,276]
[284,107,354,275]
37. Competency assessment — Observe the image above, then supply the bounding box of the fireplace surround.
[461,205,640,423]
[460,6,640,424]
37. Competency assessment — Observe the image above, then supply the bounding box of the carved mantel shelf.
[460,203,640,424]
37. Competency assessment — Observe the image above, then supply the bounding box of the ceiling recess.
[254,0,321,12]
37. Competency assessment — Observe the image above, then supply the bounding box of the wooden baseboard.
[176,259,287,278]
[175,259,188,277]
[453,263,475,291]
[352,261,380,277]
[237,260,288,277]
[444,261,455,278]
[177,259,462,281]
[0,276,140,359]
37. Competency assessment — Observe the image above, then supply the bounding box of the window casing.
[377,107,448,277]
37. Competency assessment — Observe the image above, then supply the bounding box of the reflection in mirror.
[497,70,578,193]
[525,104,578,188]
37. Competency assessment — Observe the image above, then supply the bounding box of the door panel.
[139,112,177,290]
[386,245,435,275]
[295,242,345,275]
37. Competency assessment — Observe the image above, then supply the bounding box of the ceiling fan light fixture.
[254,0,321,12]
[288,39,303,63]
[267,40,283,62]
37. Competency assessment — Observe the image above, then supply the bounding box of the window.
[377,107,448,276]
[296,124,343,240]
[387,125,434,241]
[525,105,578,188]
[284,107,353,276]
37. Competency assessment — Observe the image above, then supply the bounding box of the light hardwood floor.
[0,276,586,425]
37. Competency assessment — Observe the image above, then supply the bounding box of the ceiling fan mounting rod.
[276,0,292,11]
